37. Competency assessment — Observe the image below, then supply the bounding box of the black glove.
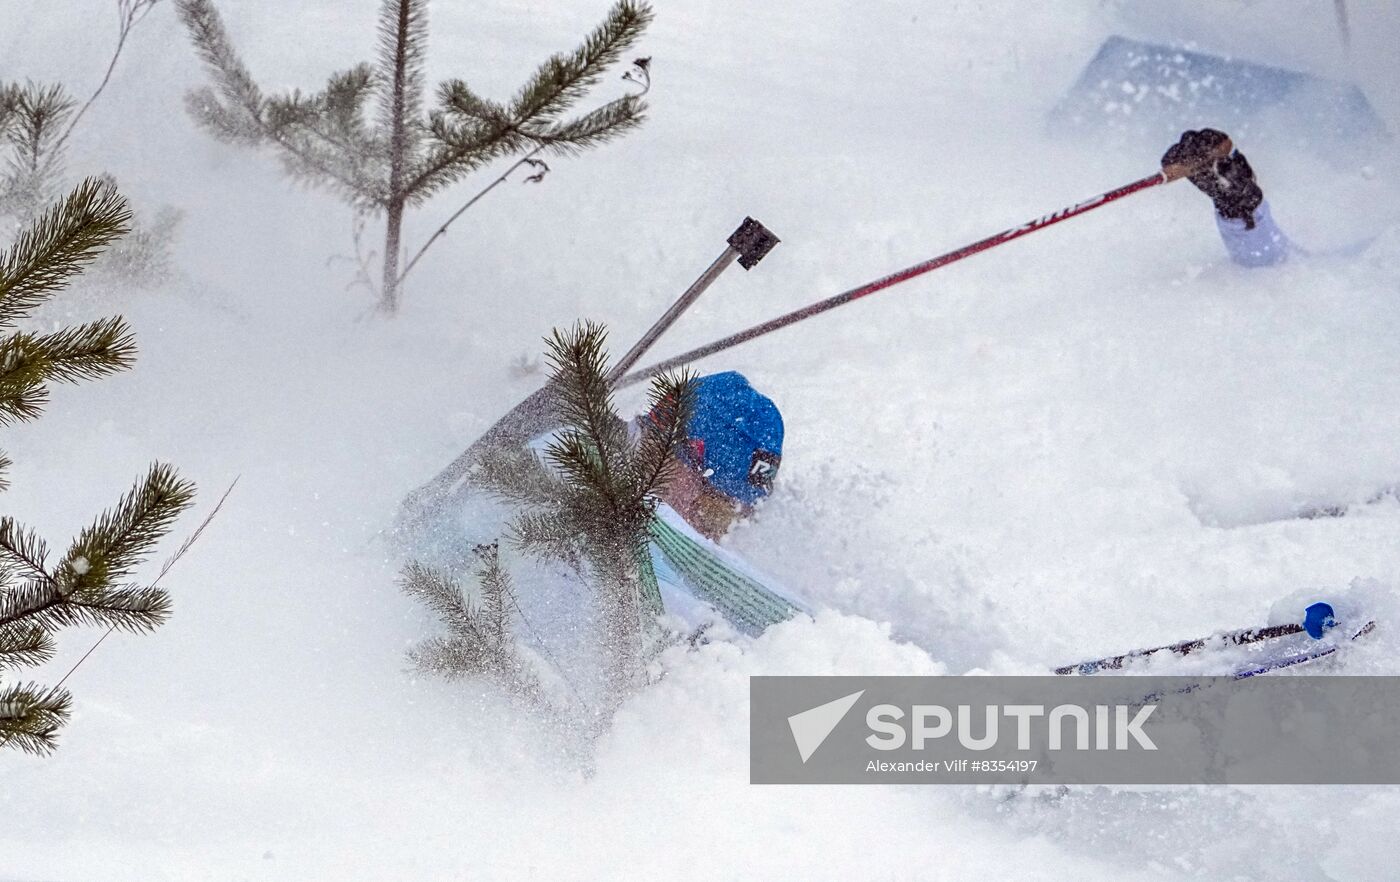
[1162,129,1264,229]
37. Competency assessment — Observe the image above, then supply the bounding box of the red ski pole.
[616,150,1224,389]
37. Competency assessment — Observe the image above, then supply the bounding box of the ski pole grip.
[1161,135,1234,182]
[728,217,780,269]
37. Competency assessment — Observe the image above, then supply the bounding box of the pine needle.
[52,476,235,691]
[149,476,238,591]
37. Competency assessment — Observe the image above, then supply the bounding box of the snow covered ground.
[3,0,1399,878]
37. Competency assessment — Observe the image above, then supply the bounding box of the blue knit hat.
[680,372,783,505]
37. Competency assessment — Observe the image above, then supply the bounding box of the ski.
[1293,485,1398,520]
[1054,622,1304,675]
[1232,620,1376,679]
[1055,602,1376,678]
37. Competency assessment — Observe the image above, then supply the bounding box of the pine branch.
[412,82,523,184]
[376,0,428,159]
[262,92,340,148]
[0,681,71,755]
[175,0,266,142]
[0,178,130,330]
[544,429,621,511]
[0,178,191,754]
[7,84,74,167]
[400,560,485,646]
[260,71,380,173]
[436,80,510,125]
[0,518,51,581]
[320,65,382,157]
[510,1,653,124]
[542,322,629,509]
[0,622,54,670]
[630,368,694,502]
[1,83,75,215]
[405,2,651,200]
[183,85,264,146]
[544,322,619,437]
[65,586,174,632]
[513,322,679,559]
[94,202,181,286]
[405,635,484,679]
[479,547,511,647]
[522,95,646,156]
[408,86,642,204]
[45,475,233,694]
[263,92,382,204]
[35,315,139,382]
[0,379,46,427]
[405,101,526,202]
[510,509,583,569]
[401,548,523,678]
[0,579,58,630]
[468,442,562,508]
[501,322,694,695]
[177,0,373,198]
[0,84,20,142]
[52,463,196,597]
[0,574,175,634]
[0,317,137,398]
[0,462,195,652]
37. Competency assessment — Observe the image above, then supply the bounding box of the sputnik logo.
[787,690,864,763]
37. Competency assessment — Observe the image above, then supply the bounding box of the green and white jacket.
[640,502,806,637]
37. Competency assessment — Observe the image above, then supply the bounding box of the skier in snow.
[637,370,807,637]
[652,371,781,540]
[1162,128,1289,267]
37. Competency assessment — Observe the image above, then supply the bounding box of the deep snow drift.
[3,1,1399,879]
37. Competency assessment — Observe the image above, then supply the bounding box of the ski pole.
[608,217,779,383]
[615,146,1230,389]
[398,217,780,522]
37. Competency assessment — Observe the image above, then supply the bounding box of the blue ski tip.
[1303,602,1337,640]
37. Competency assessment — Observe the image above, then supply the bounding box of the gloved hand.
[1303,602,1337,640]
[1162,128,1264,229]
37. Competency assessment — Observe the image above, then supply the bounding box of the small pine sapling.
[469,321,693,697]
[176,0,654,313]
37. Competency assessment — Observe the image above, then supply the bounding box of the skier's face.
[665,456,748,539]
[690,480,746,539]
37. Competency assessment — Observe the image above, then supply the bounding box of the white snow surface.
[3,0,1400,879]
